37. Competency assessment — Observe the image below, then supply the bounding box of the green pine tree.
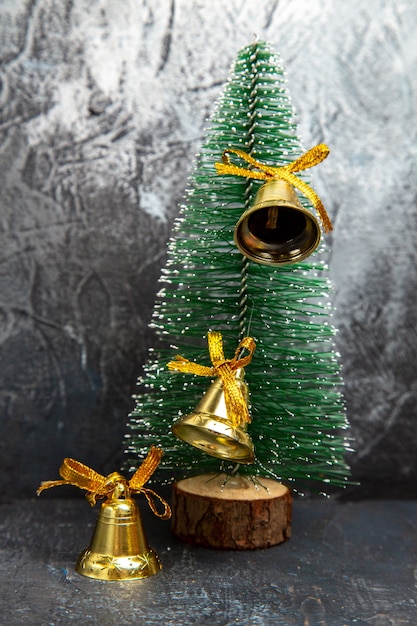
[124,40,350,492]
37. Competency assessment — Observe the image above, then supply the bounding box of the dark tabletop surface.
[1,495,416,625]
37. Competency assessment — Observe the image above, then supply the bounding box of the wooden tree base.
[171,473,292,550]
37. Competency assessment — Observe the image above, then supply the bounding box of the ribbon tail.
[223,382,251,427]
[215,161,268,181]
[129,445,163,492]
[216,147,280,180]
[219,365,251,428]
[222,148,278,177]
[207,330,226,364]
[36,480,69,495]
[141,488,172,520]
[167,356,214,377]
[278,170,333,233]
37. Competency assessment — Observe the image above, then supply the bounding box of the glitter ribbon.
[215,144,333,233]
[36,445,171,519]
[167,331,256,427]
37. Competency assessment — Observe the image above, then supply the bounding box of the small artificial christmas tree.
[124,40,350,505]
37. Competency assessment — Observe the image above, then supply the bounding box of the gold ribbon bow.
[167,331,256,428]
[36,445,171,519]
[215,144,333,233]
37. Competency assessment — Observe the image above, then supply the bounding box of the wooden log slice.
[171,473,292,550]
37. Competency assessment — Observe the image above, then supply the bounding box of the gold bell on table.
[172,368,254,464]
[75,473,162,580]
[169,331,256,464]
[234,178,321,265]
[37,446,171,581]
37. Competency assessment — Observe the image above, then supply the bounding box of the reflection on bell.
[75,475,161,580]
[234,178,321,265]
[172,369,255,464]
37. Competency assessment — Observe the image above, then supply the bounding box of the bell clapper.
[265,206,278,229]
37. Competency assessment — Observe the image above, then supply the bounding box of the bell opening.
[172,419,254,464]
[235,204,321,265]
[248,206,307,244]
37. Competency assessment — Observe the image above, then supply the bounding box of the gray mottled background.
[1,0,416,497]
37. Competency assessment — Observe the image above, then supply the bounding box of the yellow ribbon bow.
[36,445,171,520]
[167,331,256,428]
[215,144,333,234]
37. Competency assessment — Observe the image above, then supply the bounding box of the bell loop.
[104,473,131,500]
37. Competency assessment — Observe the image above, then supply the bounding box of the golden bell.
[75,474,161,581]
[234,178,321,265]
[171,369,255,464]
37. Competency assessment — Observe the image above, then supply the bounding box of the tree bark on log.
[171,473,292,550]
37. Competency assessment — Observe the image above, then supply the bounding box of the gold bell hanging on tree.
[215,144,333,265]
[234,178,321,265]
[169,331,256,464]
[37,446,171,581]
